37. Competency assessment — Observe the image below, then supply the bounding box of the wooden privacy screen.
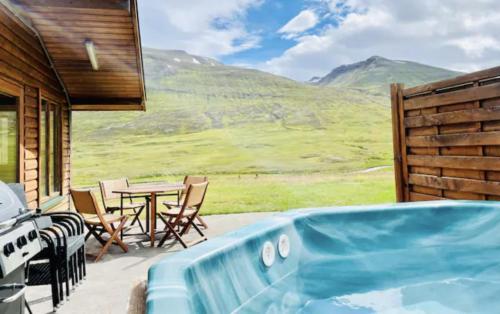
[391,67,500,202]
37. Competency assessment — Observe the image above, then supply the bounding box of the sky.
[138,0,500,81]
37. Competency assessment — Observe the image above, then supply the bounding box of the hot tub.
[146,201,500,313]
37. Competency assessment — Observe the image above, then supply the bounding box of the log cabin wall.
[391,67,500,202]
[0,4,70,210]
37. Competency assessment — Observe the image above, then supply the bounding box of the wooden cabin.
[0,0,145,210]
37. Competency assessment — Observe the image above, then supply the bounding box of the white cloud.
[278,10,319,38]
[261,0,500,81]
[447,36,500,58]
[138,0,263,57]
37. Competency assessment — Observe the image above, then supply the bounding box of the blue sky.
[219,0,303,65]
[138,0,500,81]
[217,0,339,66]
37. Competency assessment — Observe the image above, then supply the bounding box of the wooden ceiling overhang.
[9,0,146,111]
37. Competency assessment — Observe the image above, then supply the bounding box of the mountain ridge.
[142,47,298,91]
[142,48,462,95]
[310,55,462,94]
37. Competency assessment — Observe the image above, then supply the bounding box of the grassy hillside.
[73,49,392,184]
[70,49,458,213]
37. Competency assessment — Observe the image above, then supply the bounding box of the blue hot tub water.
[147,201,500,313]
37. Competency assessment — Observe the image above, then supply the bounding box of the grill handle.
[0,284,26,303]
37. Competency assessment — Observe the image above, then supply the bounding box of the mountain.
[70,49,464,214]
[142,49,221,89]
[312,56,461,95]
[72,48,391,185]
[143,47,299,93]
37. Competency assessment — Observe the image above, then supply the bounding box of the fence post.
[391,83,405,202]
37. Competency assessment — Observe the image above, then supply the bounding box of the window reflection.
[40,101,47,196]
[0,94,17,183]
[40,100,61,198]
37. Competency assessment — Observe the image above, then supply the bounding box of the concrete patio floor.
[26,212,274,314]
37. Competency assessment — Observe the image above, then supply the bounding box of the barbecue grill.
[0,181,42,313]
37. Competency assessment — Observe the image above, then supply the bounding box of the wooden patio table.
[112,182,185,246]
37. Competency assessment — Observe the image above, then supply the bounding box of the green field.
[72,85,395,214]
[72,92,395,214]
[73,91,392,184]
[96,170,393,215]
[83,171,395,215]
[70,49,453,214]
[178,170,395,214]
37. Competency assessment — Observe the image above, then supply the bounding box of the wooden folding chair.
[99,178,146,234]
[70,189,129,262]
[158,182,209,248]
[163,176,208,229]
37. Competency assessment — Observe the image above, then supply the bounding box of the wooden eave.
[8,0,146,111]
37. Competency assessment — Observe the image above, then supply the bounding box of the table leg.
[150,192,156,247]
[120,194,124,240]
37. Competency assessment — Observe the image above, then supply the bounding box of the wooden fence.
[391,67,500,202]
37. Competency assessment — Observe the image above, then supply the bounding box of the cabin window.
[40,100,61,198]
[0,94,18,183]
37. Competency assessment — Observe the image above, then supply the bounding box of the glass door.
[0,94,18,183]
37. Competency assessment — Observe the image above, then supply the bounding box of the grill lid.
[0,181,26,223]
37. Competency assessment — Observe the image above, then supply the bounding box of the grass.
[187,170,395,215]
[72,112,396,214]
[72,91,393,186]
[71,49,397,214]
[87,169,395,216]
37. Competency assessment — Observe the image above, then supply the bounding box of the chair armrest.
[36,231,60,261]
[48,212,84,226]
[43,212,84,235]
[39,227,64,249]
[38,213,86,258]
[51,220,73,240]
